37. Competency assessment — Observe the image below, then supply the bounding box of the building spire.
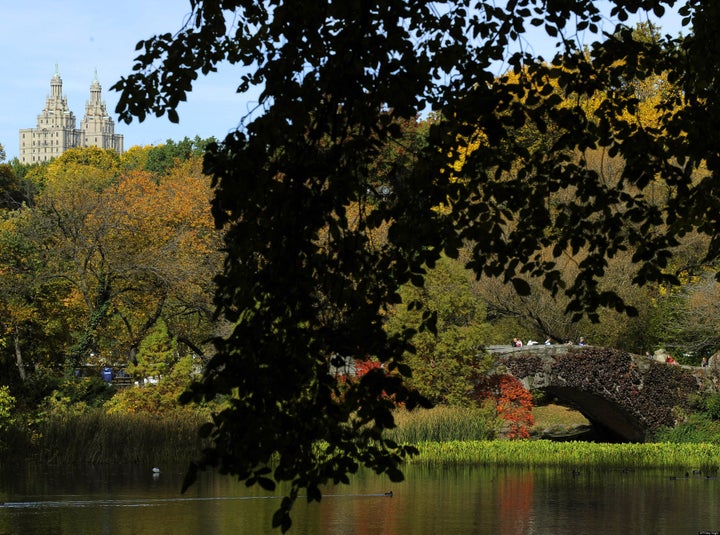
[50,66,63,99]
[19,68,124,164]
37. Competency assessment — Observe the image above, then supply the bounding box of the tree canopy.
[113,1,720,531]
[0,146,221,386]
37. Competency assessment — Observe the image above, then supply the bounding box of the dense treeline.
[2,24,720,460]
[0,137,223,416]
[1,54,720,424]
[2,73,720,508]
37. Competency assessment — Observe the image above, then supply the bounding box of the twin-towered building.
[19,68,124,164]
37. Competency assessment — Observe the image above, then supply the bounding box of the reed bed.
[410,440,720,471]
[27,410,210,465]
[387,405,498,443]
[11,406,720,472]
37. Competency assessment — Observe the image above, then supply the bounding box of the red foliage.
[475,374,534,439]
[354,358,383,377]
[334,358,399,405]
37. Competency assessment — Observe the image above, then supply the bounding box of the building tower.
[19,68,124,164]
[79,70,123,153]
[19,66,79,164]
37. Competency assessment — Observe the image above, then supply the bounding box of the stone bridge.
[488,345,717,442]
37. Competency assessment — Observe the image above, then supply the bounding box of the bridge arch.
[489,345,703,442]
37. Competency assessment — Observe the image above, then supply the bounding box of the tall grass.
[19,410,210,465]
[411,440,720,471]
[9,406,720,472]
[385,406,720,470]
[387,405,499,443]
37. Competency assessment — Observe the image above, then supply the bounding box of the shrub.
[703,393,720,420]
[105,356,201,415]
[15,368,62,412]
[652,392,720,443]
[474,374,535,440]
[652,414,720,443]
[0,386,16,430]
[40,377,115,417]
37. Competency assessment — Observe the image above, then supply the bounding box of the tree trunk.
[128,344,138,365]
[13,326,26,381]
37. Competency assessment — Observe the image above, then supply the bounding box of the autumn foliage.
[474,374,534,440]
[0,144,222,381]
[334,358,395,404]
[346,359,534,437]
[354,358,383,377]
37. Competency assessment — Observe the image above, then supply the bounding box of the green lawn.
[532,404,589,433]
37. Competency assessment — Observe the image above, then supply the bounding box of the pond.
[1,461,719,534]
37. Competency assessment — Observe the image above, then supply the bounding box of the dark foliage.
[111,1,719,530]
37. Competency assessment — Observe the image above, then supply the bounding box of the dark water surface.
[1,462,719,534]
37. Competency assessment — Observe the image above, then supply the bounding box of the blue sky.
[1,1,250,161]
[0,1,686,162]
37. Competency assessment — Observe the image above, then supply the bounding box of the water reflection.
[1,462,719,534]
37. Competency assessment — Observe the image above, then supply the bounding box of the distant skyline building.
[19,67,124,164]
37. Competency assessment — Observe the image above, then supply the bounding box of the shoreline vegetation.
[411,441,720,471]
[1,411,210,466]
[2,405,719,471]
